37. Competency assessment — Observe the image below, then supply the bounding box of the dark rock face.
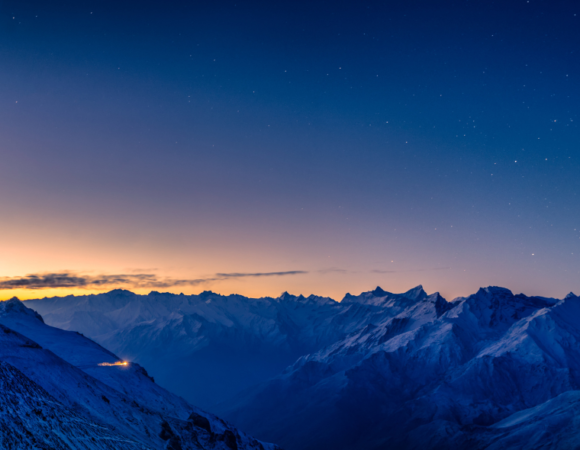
[434,292,456,317]
[160,421,185,450]
[167,435,184,450]
[188,412,212,433]
[223,430,238,450]
[160,420,175,441]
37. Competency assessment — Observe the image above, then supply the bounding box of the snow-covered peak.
[430,292,455,317]
[277,291,335,305]
[341,285,428,306]
[278,291,293,300]
[469,286,557,309]
[25,282,580,450]
[216,286,580,450]
[403,284,428,301]
[0,297,44,323]
[371,286,387,296]
[477,285,514,296]
[104,288,137,297]
[277,291,305,302]
[341,286,393,303]
[199,290,218,298]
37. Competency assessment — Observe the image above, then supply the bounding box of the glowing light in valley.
[98,361,128,367]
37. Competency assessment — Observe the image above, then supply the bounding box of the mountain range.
[24,286,580,450]
[0,297,279,450]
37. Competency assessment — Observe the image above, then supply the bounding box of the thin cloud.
[215,271,308,278]
[371,267,450,274]
[0,270,309,290]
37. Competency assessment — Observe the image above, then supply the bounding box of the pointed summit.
[430,292,455,317]
[278,291,294,301]
[371,286,387,296]
[0,297,44,323]
[403,285,427,301]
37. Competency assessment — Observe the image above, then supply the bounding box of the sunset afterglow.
[0,1,578,303]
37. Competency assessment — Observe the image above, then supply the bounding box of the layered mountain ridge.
[26,289,349,408]
[24,286,580,450]
[0,297,279,450]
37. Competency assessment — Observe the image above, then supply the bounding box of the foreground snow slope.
[0,298,280,450]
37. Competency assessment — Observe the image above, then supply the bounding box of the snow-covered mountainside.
[25,287,439,410]
[25,286,580,449]
[25,289,347,408]
[0,298,280,450]
[217,287,580,450]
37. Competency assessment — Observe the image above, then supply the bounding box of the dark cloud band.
[0,270,308,290]
[215,271,307,278]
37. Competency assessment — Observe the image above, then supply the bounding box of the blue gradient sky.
[1,0,578,301]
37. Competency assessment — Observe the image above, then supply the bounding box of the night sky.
[1,0,578,301]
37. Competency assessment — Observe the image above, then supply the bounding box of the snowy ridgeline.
[0,298,280,450]
[24,285,580,450]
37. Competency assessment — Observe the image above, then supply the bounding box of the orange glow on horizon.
[0,287,165,302]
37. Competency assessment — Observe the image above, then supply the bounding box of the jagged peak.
[428,291,443,301]
[278,291,294,301]
[430,292,456,317]
[372,286,387,296]
[466,286,558,321]
[278,292,315,302]
[341,292,354,302]
[105,289,137,296]
[1,297,28,312]
[306,294,337,304]
[476,286,514,297]
[199,290,221,299]
[0,297,44,323]
[276,292,335,305]
[403,285,427,301]
[148,291,179,297]
[565,292,578,300]
[341,285,428,305]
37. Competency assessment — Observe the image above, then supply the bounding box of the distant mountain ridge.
[24,286,580,450]
[24,286,428,408]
